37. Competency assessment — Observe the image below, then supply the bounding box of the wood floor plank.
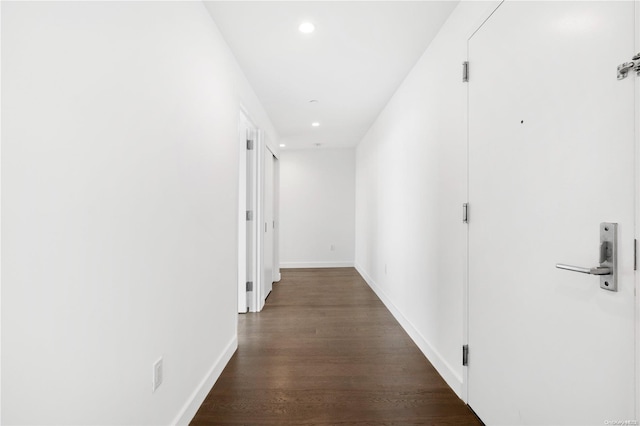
[191,267,481,425]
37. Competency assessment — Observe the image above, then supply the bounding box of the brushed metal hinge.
[246,210,253,221]
[463,203,469,223]
[246,281,253,292]
[247,139,254,150]
[462,345,469,366]
[462,61,469,82]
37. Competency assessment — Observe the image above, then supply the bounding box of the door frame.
[0,2,4,419]
[634,0,639,418]
[238,108,280,313]
[461,1,640,418]
[461,1,504,405]
[237,109,259,313]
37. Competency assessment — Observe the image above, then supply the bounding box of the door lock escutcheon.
[556,223,618,292]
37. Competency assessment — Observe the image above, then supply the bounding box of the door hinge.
[463,203,469,223]
[617,52,640,80]
[246,210,253,221]
[462,345,469,366]
[634,239,637,271]
[462,61,469,82]
[246,281,253,292]
[247,139,254,150]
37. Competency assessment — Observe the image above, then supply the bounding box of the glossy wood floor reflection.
[191,268,481,425]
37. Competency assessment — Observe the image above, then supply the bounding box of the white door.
[468,2,636,425]
[238,115,257,313]
[273,156,281,283]
[261,148,275,307]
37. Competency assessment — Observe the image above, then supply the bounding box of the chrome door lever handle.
[555,264,612,276]
[555,223,617,292]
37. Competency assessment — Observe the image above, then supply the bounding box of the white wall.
[1,2,276,424]
[354,1,497,398]
[280,148,355,268]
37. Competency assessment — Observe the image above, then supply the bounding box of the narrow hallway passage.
[191,268,481,425]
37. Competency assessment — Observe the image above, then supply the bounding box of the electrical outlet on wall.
[152,358,163,392]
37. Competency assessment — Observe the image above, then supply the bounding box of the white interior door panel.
[468,2,636,424]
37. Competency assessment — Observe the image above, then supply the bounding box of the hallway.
[191,268,481,425]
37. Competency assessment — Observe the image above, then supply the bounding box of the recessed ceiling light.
[299,22,315,34]
[279,144,286,148]
[312,122,320,127]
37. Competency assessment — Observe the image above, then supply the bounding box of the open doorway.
[238,111,280,313]
[237,111,257,313]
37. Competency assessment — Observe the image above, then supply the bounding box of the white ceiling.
[204,1,459,150]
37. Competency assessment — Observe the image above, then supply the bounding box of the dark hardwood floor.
[191,267,481,425]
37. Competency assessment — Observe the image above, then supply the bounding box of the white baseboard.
[354,263,463,399]
[173,335,238,426]
[280,261,354,269]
